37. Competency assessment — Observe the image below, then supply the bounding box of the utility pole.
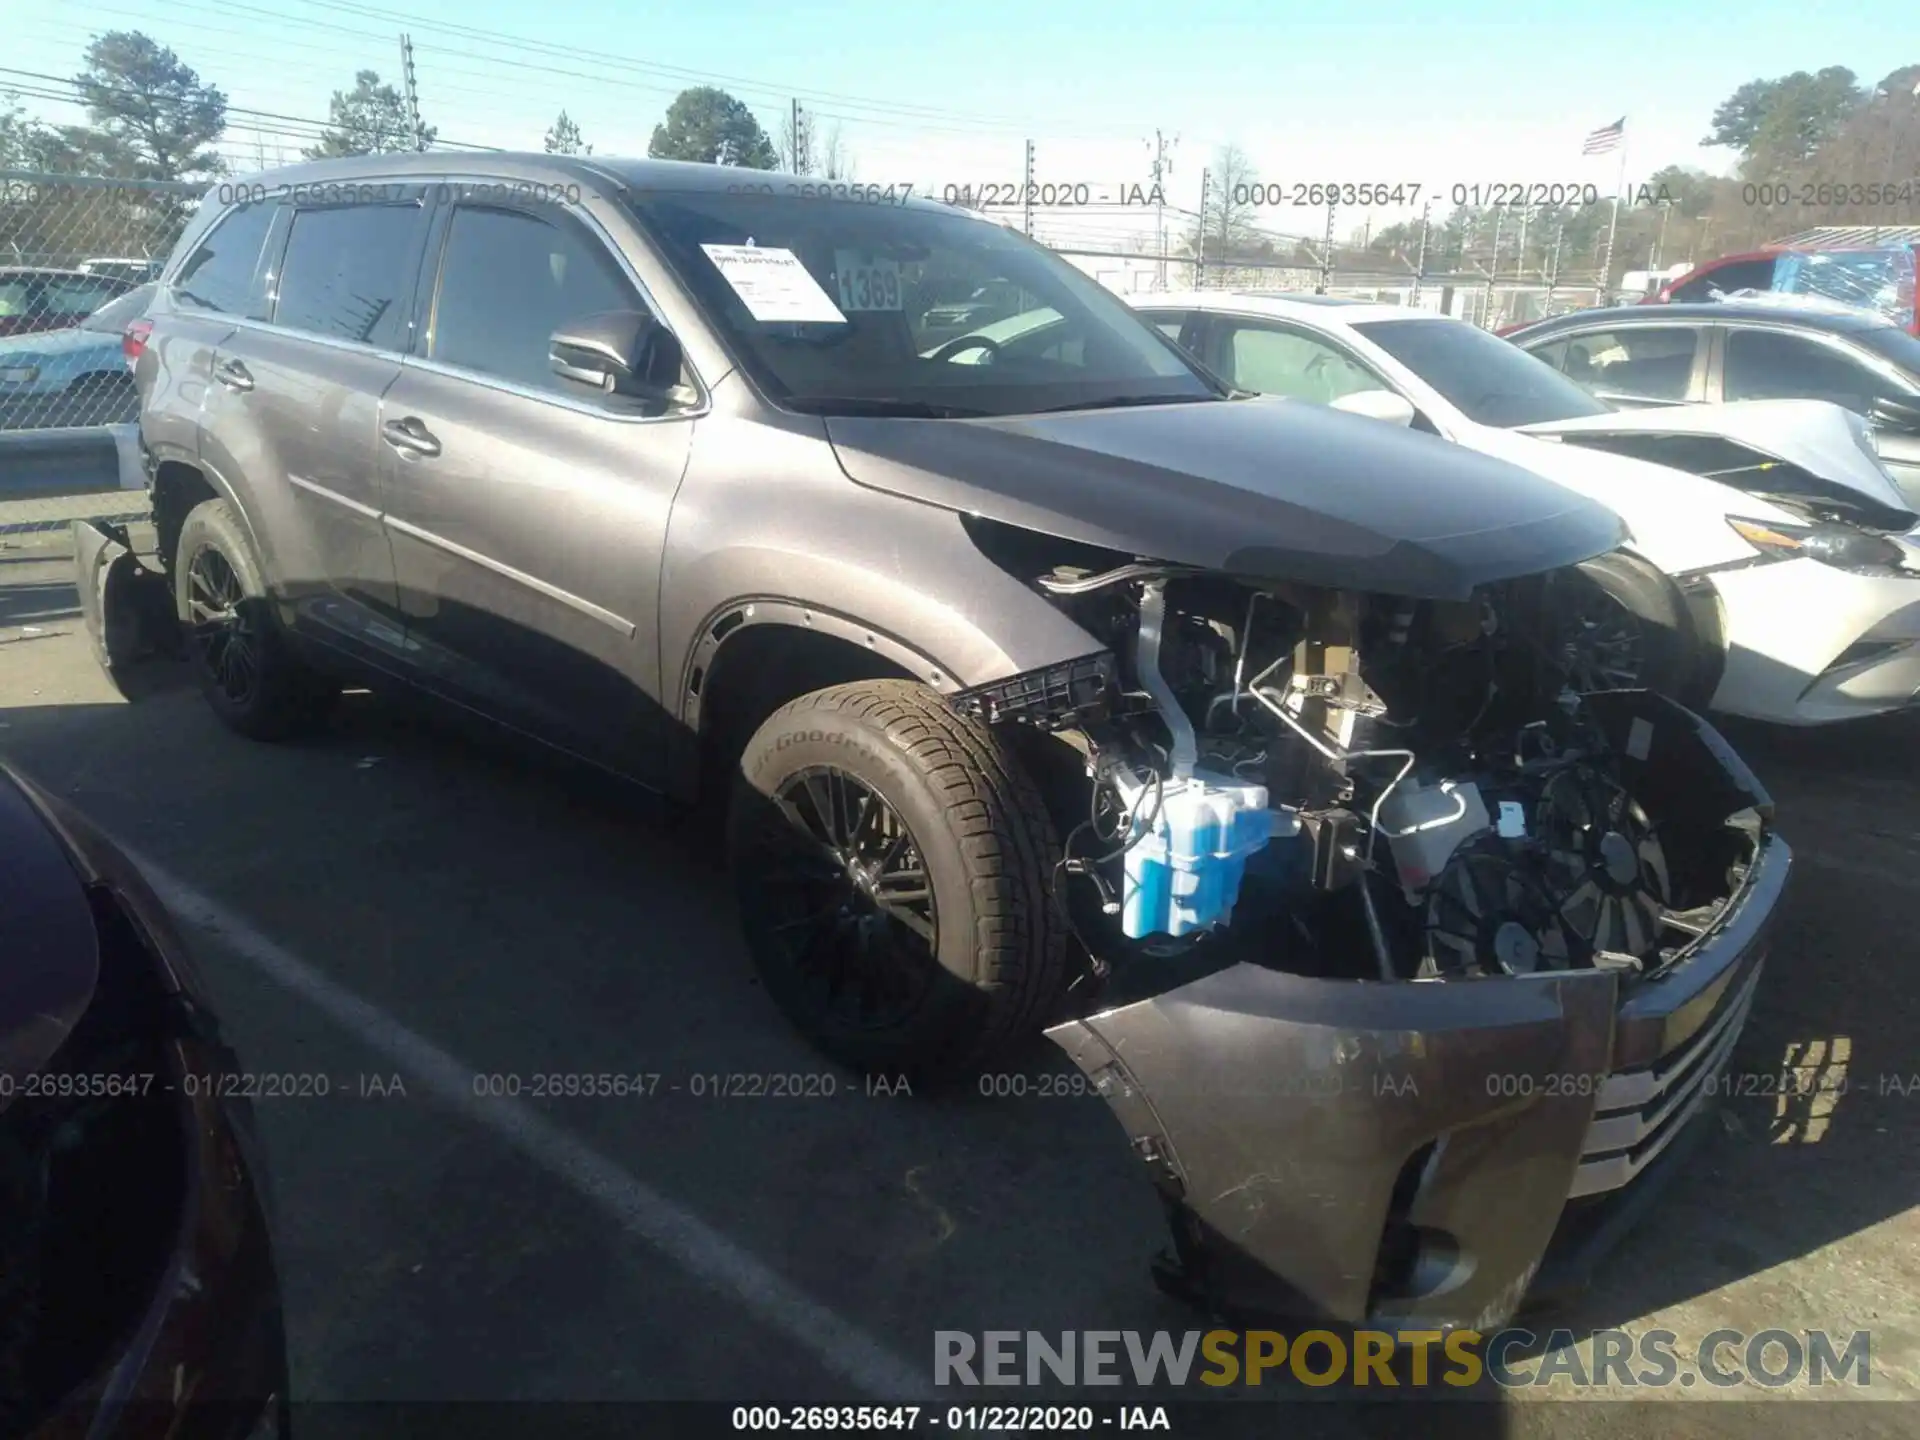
[1412,198,1431,307]
[1147,129,1176,291]
[1545,215,1565,312]
[1649,200,1670,271]
[789,98,809,175]
[716,138,735,166]
[1022,139,1035,236]
[1196,167,1210,288]
[399,33,427,152]
[1484,208,1504,328]
[1317,197,1336,294]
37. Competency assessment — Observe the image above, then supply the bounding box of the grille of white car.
[1568,959,1765,1199]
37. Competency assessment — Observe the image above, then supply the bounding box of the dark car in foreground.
[1506,300,1920,501]
[0,764,288,1438]
[83,152,1789,1331]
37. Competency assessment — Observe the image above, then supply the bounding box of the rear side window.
[272,204,422,350]
[428,205,638,394]
[1536,326,1699,401]
[174,202,277,316]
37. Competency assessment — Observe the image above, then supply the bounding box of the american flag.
[1582,117,1626,155]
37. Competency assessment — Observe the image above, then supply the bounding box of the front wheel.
[174,498,338,741]
[1553,553,1700,701]
[727,680,1068,1086]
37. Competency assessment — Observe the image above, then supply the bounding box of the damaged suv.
[89,154,1790,1331]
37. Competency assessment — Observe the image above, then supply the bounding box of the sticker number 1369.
[834,251,902,312]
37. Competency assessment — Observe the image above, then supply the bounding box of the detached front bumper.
[1046,695,1790,1332]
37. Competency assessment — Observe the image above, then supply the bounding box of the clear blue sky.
[6,0,1912,245]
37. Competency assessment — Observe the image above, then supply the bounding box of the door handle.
[381,417,441,458]
[213,358,254,392]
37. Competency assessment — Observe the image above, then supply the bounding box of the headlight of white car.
[1728,516,1911,576]
[0,365,40,384]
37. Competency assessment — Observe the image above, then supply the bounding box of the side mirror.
[1868,394,1920,437]
[550,310,691,404]
[1329,389,1417,427]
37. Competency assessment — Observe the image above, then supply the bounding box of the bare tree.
[820,122,856,180]
[1191,143,1261,259]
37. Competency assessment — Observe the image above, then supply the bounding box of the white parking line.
[129,850,934,1402]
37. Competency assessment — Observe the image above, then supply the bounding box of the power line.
[0,64,500,152]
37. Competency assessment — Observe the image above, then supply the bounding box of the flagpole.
[1598,124,1627,305]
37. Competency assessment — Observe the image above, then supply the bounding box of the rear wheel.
[1554,553,1698,700]
[174,498,337,741]
[727,680,1068,1085]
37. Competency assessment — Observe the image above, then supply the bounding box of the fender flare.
[150,447,264,566]
[676,595,963,735]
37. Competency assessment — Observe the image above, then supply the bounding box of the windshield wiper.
[783,396,988,419]
[1032,393,1222,414]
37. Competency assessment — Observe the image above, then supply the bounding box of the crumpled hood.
[1517,399,1915,531]
[825,396,1626,600]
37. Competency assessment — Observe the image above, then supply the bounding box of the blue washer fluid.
[1119,771,1275,940]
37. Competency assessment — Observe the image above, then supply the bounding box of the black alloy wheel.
[754,765,940,1031]
[1556,572,1651,692]
[185,545,260,708]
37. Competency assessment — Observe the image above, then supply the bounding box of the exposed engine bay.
[959,551,1757,990]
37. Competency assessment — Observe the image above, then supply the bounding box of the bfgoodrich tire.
[728,680,1068,1085]
[174,498,337,741]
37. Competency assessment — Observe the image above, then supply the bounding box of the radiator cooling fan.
[1420,837,1579,978]
[1535,761,1672,962]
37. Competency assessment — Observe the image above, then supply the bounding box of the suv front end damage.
[955,546,1789,1331]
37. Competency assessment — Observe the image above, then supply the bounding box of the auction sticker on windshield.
[833,250,903,311]
[700,244,847,323]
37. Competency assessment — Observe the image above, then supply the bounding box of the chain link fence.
[1,173,199,434]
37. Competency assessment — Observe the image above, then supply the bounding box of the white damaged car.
[1062,292,1920,726]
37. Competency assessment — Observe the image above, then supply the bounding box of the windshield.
[624,190,1217,416]
[1353,316,1613,427]
[1775,249,1917,328]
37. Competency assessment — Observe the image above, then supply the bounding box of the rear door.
[375,193,698,776]
[198,191,431,661]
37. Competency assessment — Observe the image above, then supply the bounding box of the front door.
[377,197,696,775]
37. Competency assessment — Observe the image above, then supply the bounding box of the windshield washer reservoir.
[1117,771,1274,940]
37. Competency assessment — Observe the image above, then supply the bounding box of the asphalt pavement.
[2,520,1917,1436]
